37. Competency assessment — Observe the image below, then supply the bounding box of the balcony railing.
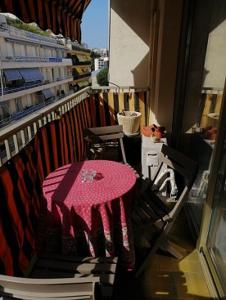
[1,86,222,168]
[7,25,60,46]
[0,97,58,129]
[0,87,148,166]
[3,56,65,63]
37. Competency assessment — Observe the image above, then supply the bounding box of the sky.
[81,0,109,49]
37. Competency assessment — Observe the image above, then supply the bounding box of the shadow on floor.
[113,210,213,300]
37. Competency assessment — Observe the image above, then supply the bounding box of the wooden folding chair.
[133,144,197,276]
[0,256,118,300]
[84,125,127,164]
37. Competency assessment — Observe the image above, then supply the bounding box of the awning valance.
[42,89,54,100]
[77,80,89,87]
[0,0,91,42]
[76,53,90,62]
[3,69,23,82]
[19,69,44,83]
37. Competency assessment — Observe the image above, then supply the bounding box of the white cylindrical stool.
[141,135,167,180]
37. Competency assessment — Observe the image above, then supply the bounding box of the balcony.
[0,85,214,300]
[0,0,225,298]
[1,57,72,69]
[0,81,222,299]
[0,76,73,101]
[0,24,65,49]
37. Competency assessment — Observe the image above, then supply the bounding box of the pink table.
[43,160,136,269]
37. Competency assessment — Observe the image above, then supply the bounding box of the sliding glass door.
[206,131,226,291]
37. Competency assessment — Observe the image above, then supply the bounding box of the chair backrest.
[84,125,127,163]
[153,144,197,222]
[137,144,197,223]
[134,144,197,276]
[0,275,99,300]
[158,144,196,186]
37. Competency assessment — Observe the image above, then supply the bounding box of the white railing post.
[4,139,11,160]
[20,130,26,148]
[13,134,19,154]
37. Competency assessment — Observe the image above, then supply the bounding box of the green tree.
[96,68,109,86]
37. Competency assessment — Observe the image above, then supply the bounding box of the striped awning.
[0,0,91,42]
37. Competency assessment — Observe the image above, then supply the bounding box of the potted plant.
[117,110,141,136]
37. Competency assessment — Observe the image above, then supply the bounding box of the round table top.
[43,160,137,207]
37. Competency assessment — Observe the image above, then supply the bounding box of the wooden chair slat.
[84,125,127,163]
[134,145,197,276]
[88,125,123,135]
[36,259,117,274]
[37,255,118,264]
[0,256,118,300]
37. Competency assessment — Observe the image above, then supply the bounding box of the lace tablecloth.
[42,160,136,269]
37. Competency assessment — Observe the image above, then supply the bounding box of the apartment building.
[0,15,73,127]
[94,56,109,71]
[67,43,92,91]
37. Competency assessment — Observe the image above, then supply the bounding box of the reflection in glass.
[206,136,226,289]
[186,1,226,236]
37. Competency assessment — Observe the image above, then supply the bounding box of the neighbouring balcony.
[1,57,72,69]
[3,56,65,63]
[0,76,73,103]
[2,24,62,46]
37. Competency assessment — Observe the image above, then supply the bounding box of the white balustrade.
[0,87,91,165]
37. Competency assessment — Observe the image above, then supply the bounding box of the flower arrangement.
[203,126,217,140]
[142,124,166,141]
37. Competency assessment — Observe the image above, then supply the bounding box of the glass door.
[207,134,226,284]
[180,0,226,237]
[198,82,226,297]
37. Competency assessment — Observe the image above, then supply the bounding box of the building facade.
[94,56,109,71]
[0,15,73,127]
[67,43,91,91]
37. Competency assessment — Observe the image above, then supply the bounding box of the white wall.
[109,0,151,87]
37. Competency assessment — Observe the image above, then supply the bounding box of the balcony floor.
[113,210,212,300]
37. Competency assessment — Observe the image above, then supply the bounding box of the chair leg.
[160,239,186,259]
[119,138,127,164]
[135,231,166,277]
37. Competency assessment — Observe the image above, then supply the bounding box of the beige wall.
[149,0,183,131]
[109,0,183,132]
[203,20,226,89]
[109,0,151,87]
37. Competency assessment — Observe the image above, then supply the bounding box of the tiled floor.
[114,211,213,300]
[139,250,211,300]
